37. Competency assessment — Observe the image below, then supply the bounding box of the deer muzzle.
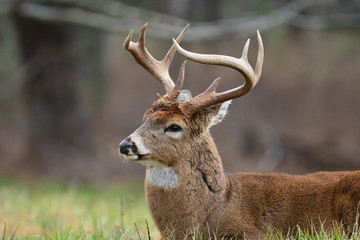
[119,137,138,156]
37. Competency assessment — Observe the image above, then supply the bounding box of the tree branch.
[9,0,360,41]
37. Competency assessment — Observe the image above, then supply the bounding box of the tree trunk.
[14,16,95,180]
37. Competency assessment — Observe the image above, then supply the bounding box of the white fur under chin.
[147,167,178,189]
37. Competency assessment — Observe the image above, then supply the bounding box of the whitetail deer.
[119,24,360,239]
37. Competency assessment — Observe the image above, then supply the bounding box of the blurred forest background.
[0,0,359,182]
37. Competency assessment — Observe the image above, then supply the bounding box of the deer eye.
[165,124,182,133]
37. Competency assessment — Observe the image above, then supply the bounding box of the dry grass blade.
[2,222,6,240]
[354,201,360,233]
[8,225,19,240]
[134,222,141,240]
[145,219,151,240]
[119,195,125,229]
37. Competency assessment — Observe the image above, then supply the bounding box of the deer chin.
[123,154,166,168]
[123,153,148,161]
[129,155,168,169]
[139,160,167,169]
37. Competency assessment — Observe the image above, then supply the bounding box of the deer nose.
[119,137,137,155]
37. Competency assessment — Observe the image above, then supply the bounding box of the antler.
[124,23,189,94]
[172,31,264,115]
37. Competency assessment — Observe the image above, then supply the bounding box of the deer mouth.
[123,153,148,161]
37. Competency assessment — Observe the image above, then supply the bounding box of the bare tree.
[14,14,96,178]
[9,0,360,41]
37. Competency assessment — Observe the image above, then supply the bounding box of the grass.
[0,178,157,239]
[0,178,359,239]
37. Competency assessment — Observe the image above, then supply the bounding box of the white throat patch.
[147,167,178,189]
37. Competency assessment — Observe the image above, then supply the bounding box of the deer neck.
[145,132,227,193]
[189,132,227,193]
[144,132,228,235]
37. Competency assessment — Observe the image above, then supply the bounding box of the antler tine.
[255,30,264,85]
[167,61,187,101]
[123,23,189,94]
[163,24,190,70]
[172,31,264,115]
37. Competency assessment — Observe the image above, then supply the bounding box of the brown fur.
[121,100,360,239]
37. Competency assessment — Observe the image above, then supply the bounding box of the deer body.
[143,125,359,238]
[119,24,360,239]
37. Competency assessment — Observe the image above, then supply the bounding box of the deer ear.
[176,90,192,103]
[207,100,231,128]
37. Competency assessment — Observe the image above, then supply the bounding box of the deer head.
[119,23,264,170]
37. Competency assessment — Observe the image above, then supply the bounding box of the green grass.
[0,178,157,239]
[0,178,359,239]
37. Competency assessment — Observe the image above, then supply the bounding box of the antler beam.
[172,31,264,115]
